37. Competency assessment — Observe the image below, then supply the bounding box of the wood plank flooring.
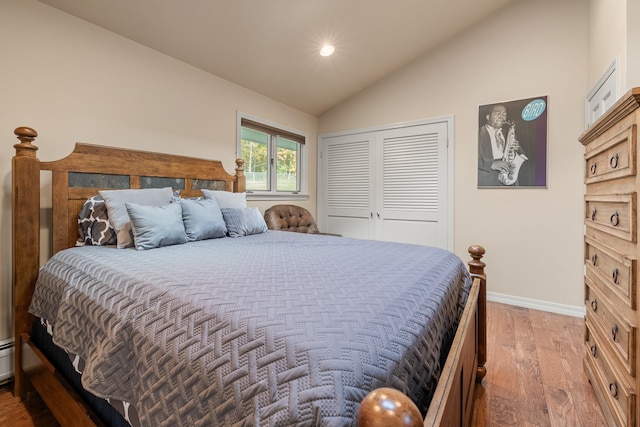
[472,302,605,427]
[0,302,606,426]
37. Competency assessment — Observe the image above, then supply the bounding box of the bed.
[10,126,487,426]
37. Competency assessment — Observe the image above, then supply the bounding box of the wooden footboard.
[359,245,486,427]
[11,127,487,427]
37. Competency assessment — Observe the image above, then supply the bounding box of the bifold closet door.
[320,120,449,248]
[374,122,448,247]
[322,131,376,239]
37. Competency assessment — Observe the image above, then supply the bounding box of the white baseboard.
[488,292,585,318]
[0,338,14,385]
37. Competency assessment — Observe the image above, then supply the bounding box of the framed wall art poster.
[477,95,548,188]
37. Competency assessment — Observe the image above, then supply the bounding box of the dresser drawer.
[585,281,637,377]
[585,236,637,309]
[585,124,637,185]
[585,322,636,427]
[585,194,636,242]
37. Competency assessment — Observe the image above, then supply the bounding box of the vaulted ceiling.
[38,0,514,116]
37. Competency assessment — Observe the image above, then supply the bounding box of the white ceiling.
[38,0,514,116]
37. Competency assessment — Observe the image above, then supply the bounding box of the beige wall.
[0,0,318,341]
[319,0,589,310]
[626,0,640,90]
[588,0,626,91]
[588,0,640,93]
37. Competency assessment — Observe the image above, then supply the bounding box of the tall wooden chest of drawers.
[580,87,640,427]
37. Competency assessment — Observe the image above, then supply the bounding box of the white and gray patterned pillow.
[221,207,268,237]
[76,195,117,246]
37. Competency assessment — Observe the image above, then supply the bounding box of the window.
[238,116,306,195]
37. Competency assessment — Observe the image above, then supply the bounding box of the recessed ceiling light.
[320,45,335,57]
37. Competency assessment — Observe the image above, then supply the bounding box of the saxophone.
[498,120,527,185]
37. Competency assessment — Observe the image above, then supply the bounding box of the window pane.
[241,127,269,190]
[276,136,299,192]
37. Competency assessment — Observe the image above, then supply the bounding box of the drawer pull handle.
[610,212,619,226]
[590,345,598,357]
[609,382,619,399]
[590,163,597,175]
[591,209,597,221]
[612,268,619,284]
[591,299,598,312]
[610,153,619,169]
[612,324,619,342]
[591,253,598,265]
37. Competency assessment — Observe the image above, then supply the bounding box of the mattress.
[29,231,471,426]
[31,318,136,426]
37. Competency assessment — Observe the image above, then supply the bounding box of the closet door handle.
[591,209,597,221]
[591,299,598,312]
[612,268,619,284]
[590,163,597,175]
[591,253,598,266]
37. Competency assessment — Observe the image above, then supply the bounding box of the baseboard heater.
[0,338,14,385]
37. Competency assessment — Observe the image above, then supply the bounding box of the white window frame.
[237,112,308,201]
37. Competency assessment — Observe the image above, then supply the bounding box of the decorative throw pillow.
[221,207,268,237]
[201,189,246,209]
[125,202,188,250]
[181,197,227,241]
[100,187,174,248]
[77,195,117,246]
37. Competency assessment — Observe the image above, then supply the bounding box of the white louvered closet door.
[374,122,448,247]
[319,120,450,248]
[322,132,376,239]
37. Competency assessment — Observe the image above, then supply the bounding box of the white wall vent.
[0,338,14,385]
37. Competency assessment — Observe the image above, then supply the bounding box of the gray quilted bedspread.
[30,231,471,426]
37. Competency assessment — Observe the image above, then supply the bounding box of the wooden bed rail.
[358,245,487,427]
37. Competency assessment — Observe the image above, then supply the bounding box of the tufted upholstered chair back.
[263,204,320,234]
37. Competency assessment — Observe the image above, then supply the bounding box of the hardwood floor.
[0,302,606,426]
[472,302,605,427]
[0,382,59,427]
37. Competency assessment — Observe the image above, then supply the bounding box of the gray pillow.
[125,202,188,250]
[100,187,174,248]
[201,189,246,208]
[221,207,268,237]
[180,198,227,241]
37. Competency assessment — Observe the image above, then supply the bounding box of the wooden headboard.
[11,126,245,395]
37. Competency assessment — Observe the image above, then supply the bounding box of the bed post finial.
[14,127,38,156]
[468,245,485,275]
[358,387,422,427]
[234,158,246,193]
[468,244,487,382]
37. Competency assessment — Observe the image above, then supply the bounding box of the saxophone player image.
[478,104,528,187]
